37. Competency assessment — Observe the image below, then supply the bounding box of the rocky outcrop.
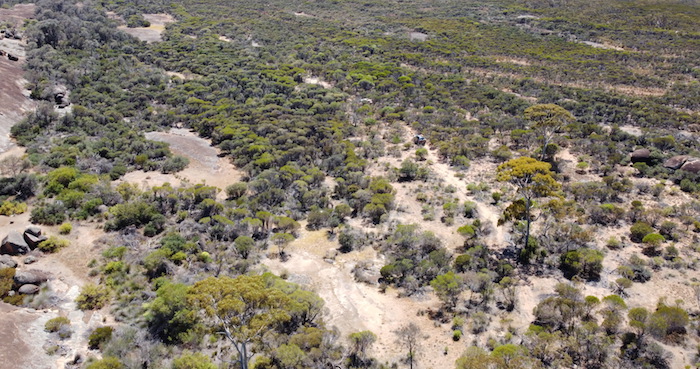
[1,232,30,255]
[681,160,700,174]
[0,227,48,253]
[663,155,690,170]
[17,284,39,294]
[0,255,17,269]
[24,226,41,237]
[630,149,651,163]
[14,269,49,285]
[23,255,37,265]
[23,233,47,250]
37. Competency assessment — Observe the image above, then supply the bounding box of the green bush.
[452,330,462,341]
[649,303,689,342]
[161,156,189,174]
[642,233,665,246]
[172,352,217,369]
[88,326,113,349]
[560,248,604,281]
[225,182,248,199]
[30,202,67,225]
[0,201,27,215]
[630,222,654,243]
[76,283,110,310]
[38,236,70,253]
[0,268,14,297]
[86,357,124,369]
[58,222,72,234]
[44,316,70,332]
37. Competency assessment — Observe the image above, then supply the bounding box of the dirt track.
[0,37,35,154]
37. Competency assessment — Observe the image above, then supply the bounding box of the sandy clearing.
[293,11,314,18]
[0,210,110,369]
[118,13,175,43]
[144,128,244,199]
[302,76,333,89]
[0,301,55,369]
[0,3,36,25]
[0,36,35,154]
[262,228,467,368]
[580,40,624,51]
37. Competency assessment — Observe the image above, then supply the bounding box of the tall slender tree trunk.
[240,342,248,369]
[524,196,531,261]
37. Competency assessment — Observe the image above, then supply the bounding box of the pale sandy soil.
[263,227,467,368]
[165,70,200,80]
[0,3,35,25]
[580,40,625,51]
[118,13,175,43]
[143,128,244,199]
[293,11,315,18]
[0,213,110,369]
[302,76,333,89]
[365,124,508,251]
[0,35,35,154]
[117,170,183,190]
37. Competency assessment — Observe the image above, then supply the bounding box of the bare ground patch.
[118,13,175,43]
[262,229,467,368]
[0,3,36,25]
[0,16,35,154]
[0,211,110,369]
[144,128,244,197]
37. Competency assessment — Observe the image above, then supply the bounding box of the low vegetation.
[1,0,699,367]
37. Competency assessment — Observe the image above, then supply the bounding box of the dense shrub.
[560,248,604,281]
[85,357,124,369]
[76,283,110,310]
[38,236,70,253]
[630,222,654,243]
[88,326,114,350]
[58,222,73,234]
[44,316,71,332]
[0,201,27,215]
[172,352,217,369]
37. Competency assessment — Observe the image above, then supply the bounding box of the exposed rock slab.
[681,160,700,174]
[14,269,49,285]
[630,148,651,162]
[17,284,39,294]
[1,231,30,255]
[663,155,690,170]
[0,254,17,269]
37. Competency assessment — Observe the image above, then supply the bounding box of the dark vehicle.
[413,134,426,145]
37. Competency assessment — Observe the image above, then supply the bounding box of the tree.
[498,276,518,312]
[348,330,377,367]
[394,323,421,369]
[146,282,198,343]
[559,248,604,281]
[524,104,575,161]
[271,232,295,260]
[628,307,649,337]
[649,302,689,342]
[430,271,463,310]
[497,157,560,263]
[234,236,255,259]
[455,347,492,369]
[188,275,292,369]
